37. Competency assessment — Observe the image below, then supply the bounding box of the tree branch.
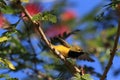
[18,1,81,75]
[100,9,120,80]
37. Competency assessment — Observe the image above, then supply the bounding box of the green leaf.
[6,78,18,80]
[0,0,6,9]
[1,6,14,14]
[20,0,29,3]
[71,73,93,80]
[0,74,18,80]
[32,12,57,23]
[1,5,21,14]
[0,58,15,70]
[81,74,93,80]
[0,74,9,79]
[104,27,117,37]
[0,36,8,43]
[32,13,42,21]
[42,13,57,23]
[3,59,16,70]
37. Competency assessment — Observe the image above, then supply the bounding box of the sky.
[1,0,120,80]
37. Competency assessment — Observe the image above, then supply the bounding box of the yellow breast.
[52,45,70,57]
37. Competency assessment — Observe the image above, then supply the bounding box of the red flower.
[60,10,76,22]
[25,3,42,16]
[0,14,8,29]
[45,25,70,38]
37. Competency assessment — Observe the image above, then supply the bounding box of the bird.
[52,38,94,62]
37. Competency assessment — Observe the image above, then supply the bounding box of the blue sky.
[0,0,102,80]
[1,0,120,80]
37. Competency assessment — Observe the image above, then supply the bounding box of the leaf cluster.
[32,11,57,23]
[0,0,120,80]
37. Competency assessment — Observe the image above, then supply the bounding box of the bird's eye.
[78,48,83,51]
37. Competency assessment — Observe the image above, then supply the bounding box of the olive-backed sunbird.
[52,38,94,62]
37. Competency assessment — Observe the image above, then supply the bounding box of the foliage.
[71,73,93,80]
[0,36,8,43]
[0,0,120,80]
[32,12,57,23]
[0,74,18,80]
[0,57,15,70]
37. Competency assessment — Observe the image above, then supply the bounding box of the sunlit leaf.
[43,13,57,23]
[0,58,15,70]
[45,14,57,23]
[71,73,93,80]
[32,13,42,21]
[0,36,8,43]
[0,58,4,63]
[32,12,57,23]
[81,74,93,80]
[3,59,15,70]
[20,0,29,3]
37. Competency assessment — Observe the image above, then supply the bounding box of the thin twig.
[100,11,120,80]
[18,2,81,75]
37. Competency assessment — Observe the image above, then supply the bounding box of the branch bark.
[18,1,81,75]
[100,8,120,80]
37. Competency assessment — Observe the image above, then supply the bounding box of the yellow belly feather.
[52,45,70,57]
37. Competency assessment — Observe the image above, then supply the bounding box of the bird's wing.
[77,52,94,62]
[57,37,71,48]
[68,51,94,62]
